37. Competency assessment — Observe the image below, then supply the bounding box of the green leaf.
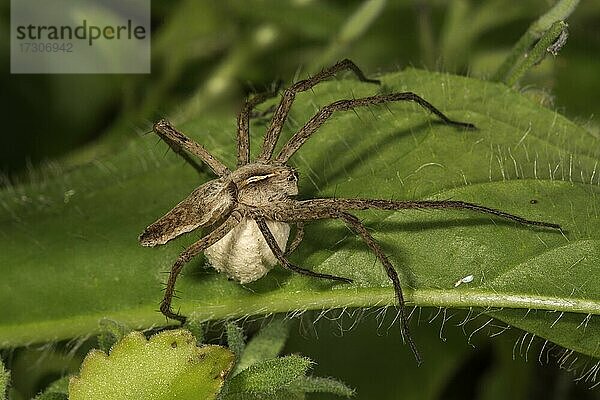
[234,319,290,375]
[34,376,69,400]
[226,321,246,361]
[0,69,598,359]
[222,355,311,398]
[97,319,131,353]
[184,317,206,345]
[289,376,354,397]
[69,329,235,400]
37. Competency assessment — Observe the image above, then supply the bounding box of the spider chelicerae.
[139,59,561,363]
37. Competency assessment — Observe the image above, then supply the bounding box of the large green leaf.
[0,69,598,358]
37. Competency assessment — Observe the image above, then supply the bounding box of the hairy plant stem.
[493,0,579,83]
[1,287,597,348]
[504,21,569,87]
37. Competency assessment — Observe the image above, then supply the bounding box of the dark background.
[1,1,599,178]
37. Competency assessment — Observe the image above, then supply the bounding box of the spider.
[139,59,561,363]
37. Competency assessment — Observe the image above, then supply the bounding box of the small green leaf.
[35,376,70,400]
[97,319,131,353]
[226,321,246,360]
[223,356,312,398]
[69,329,235,400]
[290,376,354,397]
[184,317,206,345]
[234,319,290,375]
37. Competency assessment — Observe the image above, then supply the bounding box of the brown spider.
[139,59,561,363]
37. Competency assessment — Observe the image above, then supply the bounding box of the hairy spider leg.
[275,92,476,164]
[160,212,242,323]
[263,198,561,362]
[257,59,380,162]
[155,134,206,175]
[285,222,305,255]
[237,82,282,167]
[256,206,421,362]
[255,217,352,284]
[336,211,422,364]
[153,119,230,177]
[289,198,562,230]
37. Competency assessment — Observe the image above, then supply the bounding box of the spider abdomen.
[204,217,290,283]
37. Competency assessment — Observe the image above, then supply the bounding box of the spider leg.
[336,211,421,364]
[260,202,422,362]
[266,197,559,363]
[275,92,476,163]
[153,119,230,177]
[257,59,380,162]
[281,198,561,230]
[159,136,205,175]
[160,211,242,323]
[254,217,352,283]
[285,222,305,256]
[237,82,282,167]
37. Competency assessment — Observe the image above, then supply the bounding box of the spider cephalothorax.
[140,161,300,282]
[140,59,561,363]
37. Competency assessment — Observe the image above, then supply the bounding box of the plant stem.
[493,0,580,83]
[313,0,387,70]
[504,21,569,87]
[177,24,280,123]
[2,287,598,348]
[415,0,436,69]
[439,0,470,72]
